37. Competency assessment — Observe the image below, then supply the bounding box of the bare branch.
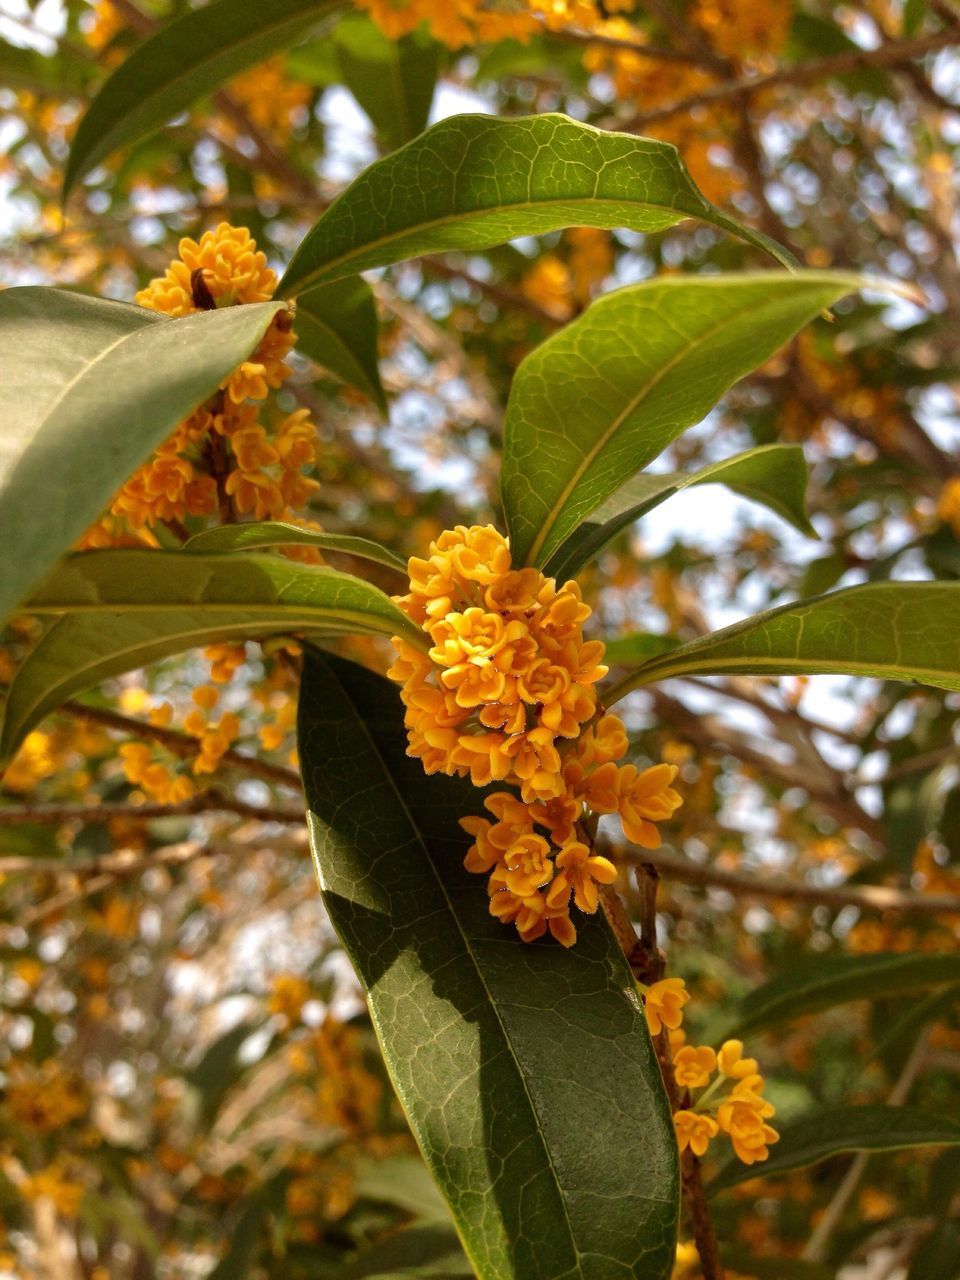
[609,843,960,916]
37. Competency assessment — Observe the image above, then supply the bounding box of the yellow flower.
[616,762,683,848]
[545,841,617,913]
[498,833,555,897]
[643,977,689,1036]
[673,1045,717,1090]
[716,1098,779,1165]
[390,525,681,944]
[717,1039,759,1080]
[673,1109,719,1157]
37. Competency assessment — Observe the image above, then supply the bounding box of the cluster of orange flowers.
[81,223,320,547]
[388,525,682,945]
[644,976,779,1166]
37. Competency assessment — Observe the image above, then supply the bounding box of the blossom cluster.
[81,223,321,547]
[643,977,779,1166]
[388,525,682,945]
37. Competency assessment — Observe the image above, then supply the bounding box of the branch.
[608,843,960,916]
[615,27,960,131]
[60,700,303,792]
[544,23,727,71]
[0,789,304,838]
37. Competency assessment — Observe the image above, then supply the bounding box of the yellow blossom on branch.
[642,976,690,1036]
[388,524,682,944]
[673,1109,719,1158]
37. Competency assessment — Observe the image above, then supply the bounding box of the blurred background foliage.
[0,0,959,1276]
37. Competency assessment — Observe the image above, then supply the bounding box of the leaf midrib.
[283,196,693,295]
[313,667,588,1280]
[9,315,159,480]
[522,290,829,566]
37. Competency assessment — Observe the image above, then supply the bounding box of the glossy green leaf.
[545,444,816,581]
[298,650,679,1280]
[728,951,960,1038]
[1,551,421,764]
[295,278,387,412]
[710,1106,960,1194]
[184,521,406,573]
[605,582,960,705]
[334,12,440,152]
[502,272,857,568]
[279,113,794,297]
[64,0,344,198]
[0,287,283,629]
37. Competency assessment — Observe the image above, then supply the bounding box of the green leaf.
[710,1106,960,1194]
[295,278,386,412]
[184,521,406,573]
[728,952,960,1038]
[278,112,795,297]
[604,582,960,705]
[298,650,679,1280]
[334,12,440,152]
[501,272,856,568]
[64,0,344,198]
[1,551,422,764]
[903,0,929,37]
[334,1223,472,1279]
[545,444,816,581]
[603,633,680,666]
[908,1221,960,1280]
[0,38,91,94]
[0,287,283,629]
[355,1155,451,1221]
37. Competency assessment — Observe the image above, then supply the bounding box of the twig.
[60,700,303,792]
[0,789,304,837]
[607,843,960,916]
[545,23,725,70]
[614,27,960,131]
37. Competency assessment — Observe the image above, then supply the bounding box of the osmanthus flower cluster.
[643,977,779,1167]
[80,223,321,548]
[387,525,683,946]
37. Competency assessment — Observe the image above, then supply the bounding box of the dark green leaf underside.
[294,277,386,412]
[298,650,679,1280]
